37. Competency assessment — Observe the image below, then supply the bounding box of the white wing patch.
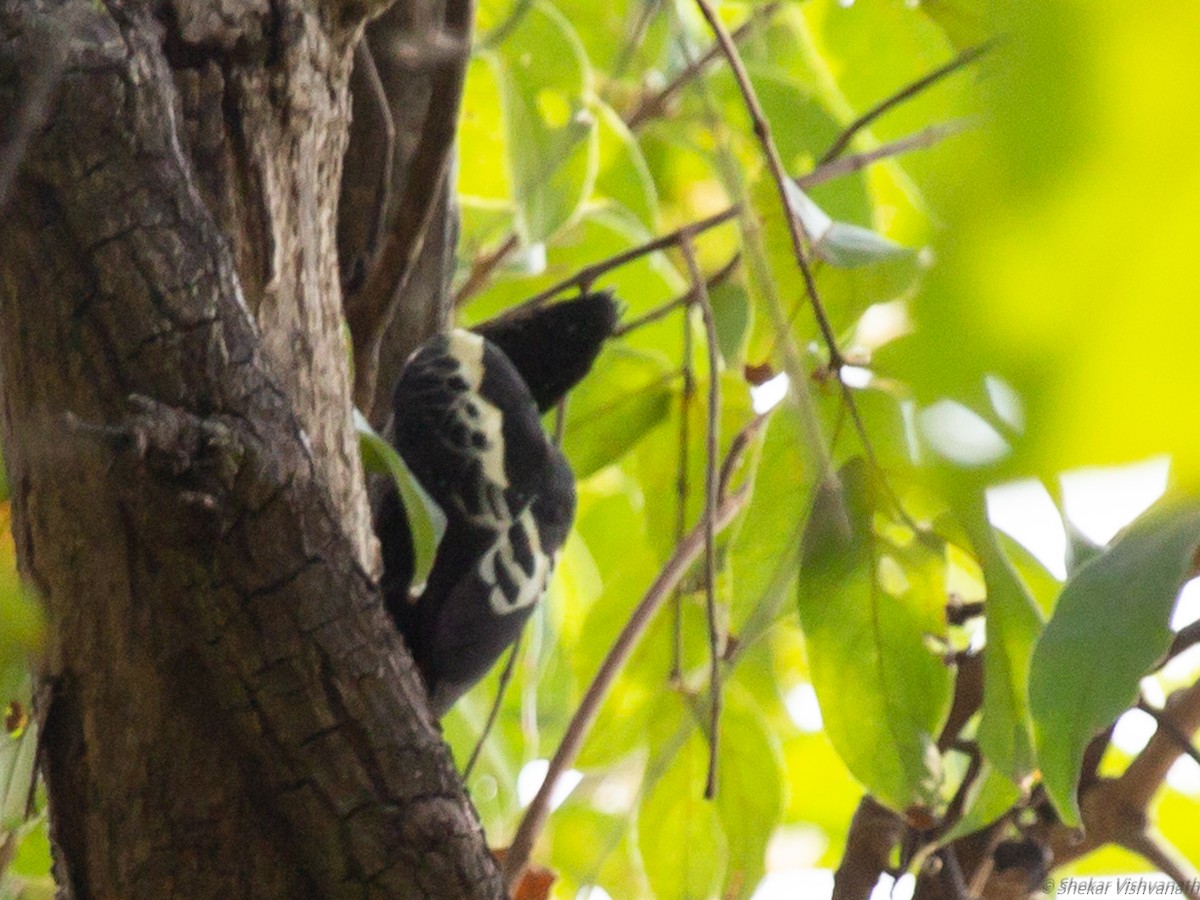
[480,506,554,615]
[431,331,556,615]
[447,329,509,490]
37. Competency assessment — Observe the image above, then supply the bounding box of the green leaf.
[797,458,953,813]
[637,730,728,900]
[782,181,914,270]
[562,345,674,478]
[717,690,786,900]
[709,277,751,367]
[962,502,1044,783]
[496,1,598,243]
[458,57,512,202]
[1029,498,1200,825]
[940,761,1022,844]
[749,177,919,352]
[0,720,37,829]
[592,100,658,230]
[818,222,913,269]
[354,411,446,591]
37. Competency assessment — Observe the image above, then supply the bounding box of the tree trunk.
[0,0,499,896]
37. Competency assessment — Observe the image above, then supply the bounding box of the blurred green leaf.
[797,458,953,813]
[496,1,598,243]
[562,345,674,478]
[963,503,1044,783]
[636,730,727,900]
[592,100,658,230]
[920,0,991,50]
[818,222,912,269]
[1030,498,1200,824]
[709,277,751,367]
[940,761,1022,845]
[883,3,1200,484]
[458,57,512,202]
[0,723,35,830]
[716,689,785,900]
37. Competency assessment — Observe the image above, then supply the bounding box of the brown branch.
[1138,698,1200,769]
[1120,678,1200,811]
[679,234,723,799]
[833,797,907,900]
[1121,831,1200,900]
[346,40,397,293]
[1169,618,1200,660]
[345,0,474,410]
[454,233,520,307]
[501,483,752,889]
[818,41,994,165]
[1031,678,1200,880]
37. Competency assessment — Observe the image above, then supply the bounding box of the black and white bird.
[378,291,617,716]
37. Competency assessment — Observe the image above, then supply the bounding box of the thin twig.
[455,5,773,306]
[818,40,995,165]
[694,0,842,366]
[464,120,963,310]
[463,636,522,780]
[502,484,751,890]
[717,413,767,501]
[609,0,660,82]
[612,255,740,339]
[798,120,975,191]
[624,3,780,131]
[503,206,742,317]
[695,0,930,530]
[679,233,723,799]
[454,233,520,307]
[671,299,694,683]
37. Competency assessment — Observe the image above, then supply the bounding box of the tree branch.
[502,483,752,889]
[678,234,723,799]
[344,0,475,412]
[817,41,993,165]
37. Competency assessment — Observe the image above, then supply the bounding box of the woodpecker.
[379,291,617,716]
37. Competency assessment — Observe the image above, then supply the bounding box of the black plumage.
[475,290,618,413]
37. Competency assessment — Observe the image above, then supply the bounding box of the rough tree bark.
[0,0,499,896]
